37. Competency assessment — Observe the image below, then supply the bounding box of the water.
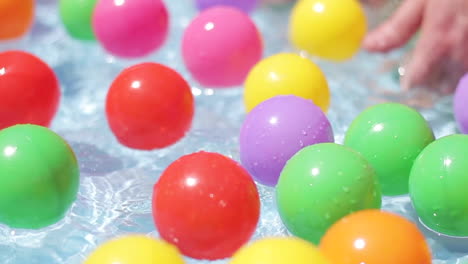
[0,0,466,263]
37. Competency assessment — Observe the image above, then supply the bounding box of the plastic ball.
[152,151,260,260]
[289,0,367,61]
[0,124,79,229]
[59,0,98,40]
[229,237,331,264]
[194,0,258,13]
[344,103,434,196]
[320,210,432,264]
[240,95,334,186]
[0,51,60,130]
[0,0,34,40]
[409,134,468,237]
[454,73,468,134]
[92,0,168,58]
[276,143,381,244]
[244,53,329,113]
[84,235,185,264]
[182,6,263,88]
[106,63,194,150]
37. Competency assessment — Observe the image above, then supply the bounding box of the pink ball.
[92,0,169,58]
[182,6,263,88]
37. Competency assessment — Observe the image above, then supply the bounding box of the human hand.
[363,0,468,89]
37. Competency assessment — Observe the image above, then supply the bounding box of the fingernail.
[401,75,410,91]
[376,39,387,49]
[362,36,375,48]
[363,37,385,50]
[400,64,412,91]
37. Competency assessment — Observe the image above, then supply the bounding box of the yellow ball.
[244,53,330,112]
[84,235,185,264]
[289,0,367,61]
[229,237,331,264]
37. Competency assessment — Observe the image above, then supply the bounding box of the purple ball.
[240,95,334,186]
[194,0,258,13]
[454,73,468,134]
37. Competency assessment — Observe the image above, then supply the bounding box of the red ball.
[105,63,194,150]
[0,51,60,129]
[152,151,260,260]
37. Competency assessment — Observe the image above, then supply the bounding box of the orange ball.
[0,0,35,40]
[320,210,432,264]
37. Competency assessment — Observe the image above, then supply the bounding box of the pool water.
[0,0,466,263]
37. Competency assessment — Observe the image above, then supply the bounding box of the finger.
[401,2,452,89]
[452,0,468,69]
[452,35,468,71]
[363,0,425,52]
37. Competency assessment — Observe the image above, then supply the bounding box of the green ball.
[344,103,434,196]
[59,0,97,40]
[0,125,79,229]
[276,143,381,244]
[409,134,468,237]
